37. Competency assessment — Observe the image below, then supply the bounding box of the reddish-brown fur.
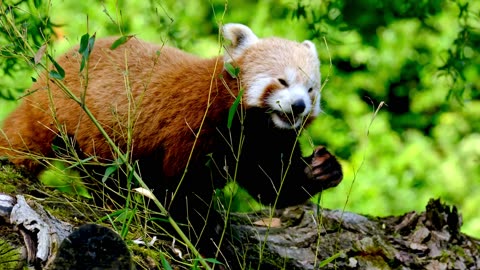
[1,38,235,178]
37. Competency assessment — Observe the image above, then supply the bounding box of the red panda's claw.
[306,146,343,189]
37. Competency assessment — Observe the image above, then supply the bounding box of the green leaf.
[227,89,244,129]
[66,156,95,170]
[80,58,86,73]
[88,33,96,51]
[224,62,240,78]
[78,33,90,55]
[159,253,173,270]
[49,71,62,79]
[48,54,65,79]
[102,165,119,183]
[78,33,96,72]
[110,35,133,50]
[39,162,91,199]
[96,209,125,222]
[204,258,223,264]
[192,257,223,265]
[318,252,343,267]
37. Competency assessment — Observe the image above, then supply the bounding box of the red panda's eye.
[278,78,289,87]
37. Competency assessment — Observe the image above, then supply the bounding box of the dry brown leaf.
[253,217,282,227]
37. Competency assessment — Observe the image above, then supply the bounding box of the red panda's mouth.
[271,111,303,128]
[275,111,293,123]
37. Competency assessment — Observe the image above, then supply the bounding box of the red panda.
[0,24,342,250]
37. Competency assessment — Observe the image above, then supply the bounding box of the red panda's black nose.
[291,100,306,115]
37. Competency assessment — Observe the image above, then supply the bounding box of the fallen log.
[228,199,480,269]
[0,161,479,269]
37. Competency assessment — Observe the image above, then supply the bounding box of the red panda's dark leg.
[145,167,223,257]
[305,146,343,190]
[275,146,343,208]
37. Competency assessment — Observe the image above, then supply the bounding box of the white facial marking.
[244,76,271,107]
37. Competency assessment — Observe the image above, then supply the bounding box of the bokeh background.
[1,0,479,236]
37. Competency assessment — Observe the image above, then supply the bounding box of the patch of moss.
[130,244,163,269]
[0,159,36,194]
[0,239,24,269]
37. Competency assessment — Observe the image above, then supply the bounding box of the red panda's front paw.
[305,146,343,190]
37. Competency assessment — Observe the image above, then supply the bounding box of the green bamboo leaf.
[78,33,90,56]
[227,89,244,129]
[88,33,96,51]
[49,71,62,79]
[224,62,240,78]
[78,33,96,72]
[80,54,86,72]
[66,156,94,169]
[96,209,125,222]
[110,35,133,50]
[102,165,119,183]
[318,252,343,267]
[202,258,223,265]
[160,253,173,270]
[48,54,65,79]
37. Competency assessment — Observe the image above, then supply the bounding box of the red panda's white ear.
[222,23,258,63]
[302,40,318,58]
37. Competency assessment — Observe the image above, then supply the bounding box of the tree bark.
[227,200,480,269]
[1,162,479,269]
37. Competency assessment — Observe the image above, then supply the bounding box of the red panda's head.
[222,23,321,129]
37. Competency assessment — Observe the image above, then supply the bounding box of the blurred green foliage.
[39,161,91,198]
[0,0,479,237]
[0,0,57,100]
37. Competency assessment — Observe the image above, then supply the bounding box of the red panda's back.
[5,38,227,175]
